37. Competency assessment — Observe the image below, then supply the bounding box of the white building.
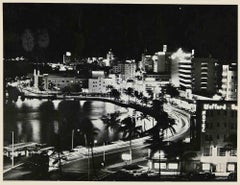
[122,60,136,80]
[88,77,114,93]
[219,63,237,100]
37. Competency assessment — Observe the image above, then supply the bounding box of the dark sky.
[3,3,238,61]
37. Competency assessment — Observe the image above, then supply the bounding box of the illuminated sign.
[203,103,237,110]
[201,110,206,132]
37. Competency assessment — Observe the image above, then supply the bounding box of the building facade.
[88,77,114,93]
[170,48,193,89]
[219,62,237,100]
[194,101,237,176]
[42,74,88,90]
[192,57,219,96]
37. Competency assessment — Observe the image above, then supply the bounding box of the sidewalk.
[104,157,149,173]
[3,157,27,173]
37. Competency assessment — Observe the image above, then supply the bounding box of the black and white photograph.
[2,1,238,181]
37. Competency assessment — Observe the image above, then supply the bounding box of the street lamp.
[94,140,97,147]
[121,153,132,165]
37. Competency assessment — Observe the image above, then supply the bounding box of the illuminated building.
[171,49,219,97]
[194,100,237,176]
[152,45,171,74]
[219,62,237,100]
[142,54,154,73]
[42,74,88,90]
[192,57,219,96]
[170,48,193,89]
[88,77,114,93]
[122,60,136,80]
[33,69,40,88]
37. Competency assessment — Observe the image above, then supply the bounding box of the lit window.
[168,163,178,170]
[227,163,236,172]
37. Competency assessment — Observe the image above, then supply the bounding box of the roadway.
[53,104,191,180]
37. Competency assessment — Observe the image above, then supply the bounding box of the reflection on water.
[4,99,131,150]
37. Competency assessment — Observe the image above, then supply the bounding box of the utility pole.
[11,131,14,168]
[84,134,90,180]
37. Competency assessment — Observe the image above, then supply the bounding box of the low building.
[88,77,115,93]
[145,73,170,82]
[42,74,88,90]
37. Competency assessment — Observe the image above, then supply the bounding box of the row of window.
[92,85,106,88]
[205,122,236,129]
[203,147,236,157]
[204,134,233,141]
[206,110,237,117]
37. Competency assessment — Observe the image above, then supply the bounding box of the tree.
[101,112,121,143]
[7,86,20,102]
[144,99,177,178]
[74,117,99,179]
[164,84,180,98]
[124,87,134,102]
[120,116,142,164]
[137,112,150,132]
[134,90,139,102]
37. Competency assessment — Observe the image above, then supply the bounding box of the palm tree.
[110,88,121,101]
[124,87,134,103]
[74,117,99,180]
[120,116,140,164]
[137,112,150,132]
[101,112,121,143]
[144,99,177,178]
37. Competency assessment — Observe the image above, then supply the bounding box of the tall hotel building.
[194,100,237,176]
[171,49,219,97]
[192,57,219,96]
[170,48,194,89]
[219,62,237,100]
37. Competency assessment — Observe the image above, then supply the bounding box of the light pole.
[71,129,74,150]
[84,134,90,180]
[94,140,97,147]
[11,131,14,168]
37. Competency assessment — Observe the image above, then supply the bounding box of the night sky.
[3,3,237,61]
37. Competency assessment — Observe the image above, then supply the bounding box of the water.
[4,98,136,150]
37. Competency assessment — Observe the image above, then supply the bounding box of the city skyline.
[3,2,238,181]
[3,3,237,62]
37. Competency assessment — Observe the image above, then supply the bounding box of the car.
[187,172,215,181]
[228,172,237,181]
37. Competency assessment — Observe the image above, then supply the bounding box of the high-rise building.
[192,57,219,96]
[152,45,171,74]
[219,62,237,100]
[122,60,136,80]
[142,54,153,73]
[170,48,193,89]
[104,49,115,66]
